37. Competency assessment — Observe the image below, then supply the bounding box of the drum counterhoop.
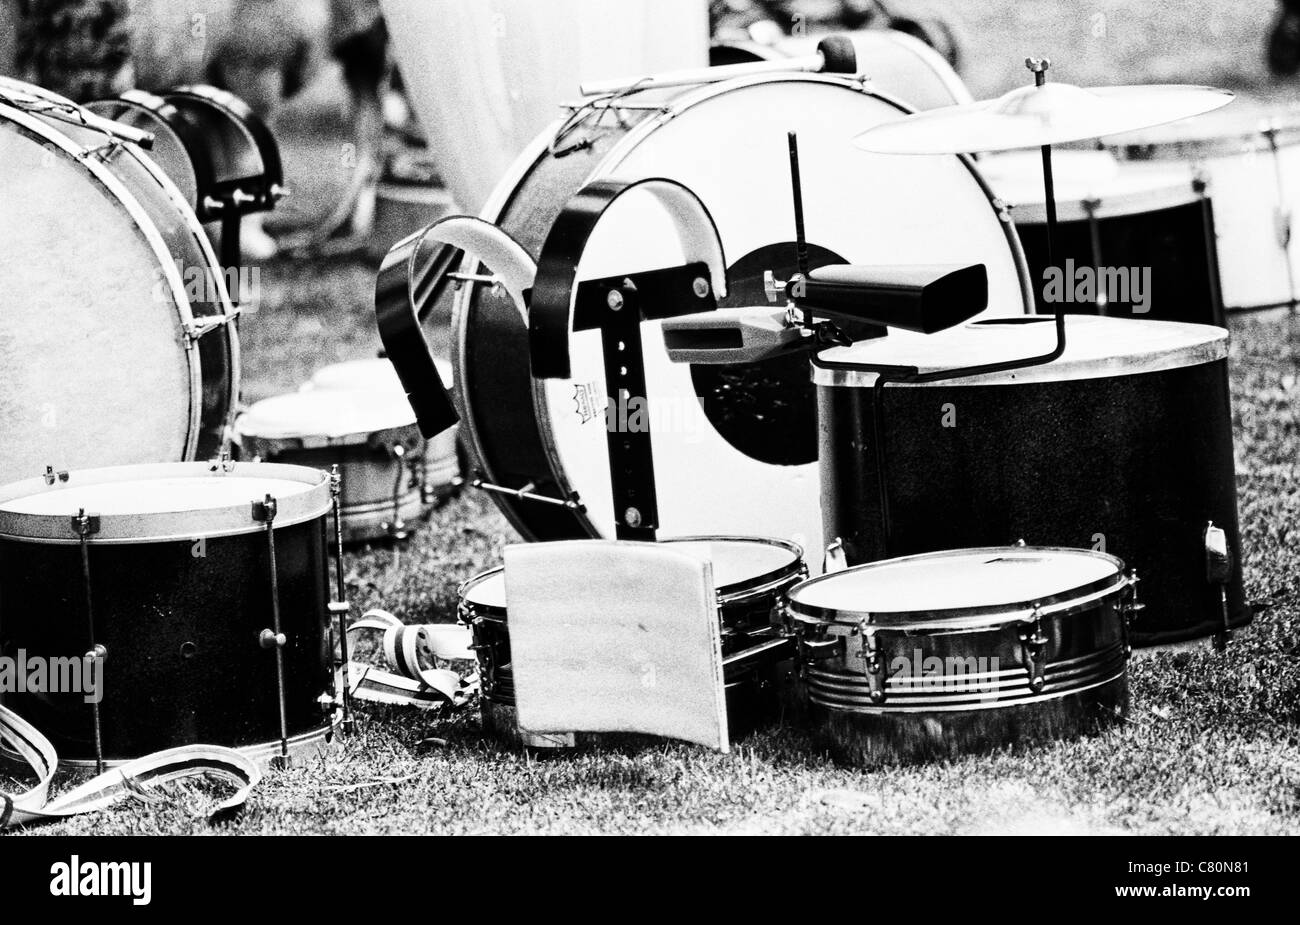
[459,536,807,749]
[784,546,1134,764]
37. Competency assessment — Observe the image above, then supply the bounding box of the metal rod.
[579,54,824,97]
[787,132,814,328]
[259,497,290,763]
[329,467,355,735]
[74,510,104,775]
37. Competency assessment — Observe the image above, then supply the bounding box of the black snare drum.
[815,315,1247,647]
[0,462,336,766]
[785,547,1134,764]
[459,536,806,748]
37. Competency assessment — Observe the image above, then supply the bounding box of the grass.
[6,0,1300,835]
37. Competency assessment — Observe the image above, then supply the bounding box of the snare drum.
[459,536,807,748]
[0,77,238,487]
[785,547,1134,765]
[236,389,429,543]
[307,356,463,501]
[1107,112,1300,311]
[0,462,335,765]
[981,150,1224,325]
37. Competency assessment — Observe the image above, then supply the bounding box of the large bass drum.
[454,73,1033,554]
[0,77,238,487]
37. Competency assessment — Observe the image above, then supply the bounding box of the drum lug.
[857,621,887,704]
[43,465,69,486]
[1121,569,1143,655]
[1018,605,1048,693]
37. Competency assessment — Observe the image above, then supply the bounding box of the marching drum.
[236,389,431,544]
[815,315,1248,647]
[0,462,335,765]
[307,356,463,504]
[709,29,973,110]
[455,72,1033,553]
[460,537,807,748]
[784,547,1133,764]
[1107,112,1300,311]
[0,77,239,487]
[980,149,1225,325]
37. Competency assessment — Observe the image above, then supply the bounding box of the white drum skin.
[236,388,428,544]
[307,356,464,502]
[455,73,1032,561]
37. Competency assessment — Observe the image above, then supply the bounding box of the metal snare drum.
[459,536,807,749]
[0,462,336,766]
[784,546,1134,765]
[236,389,428,543]
[307,356,463,502]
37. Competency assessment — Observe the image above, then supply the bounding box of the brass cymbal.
[854,81,1235,155]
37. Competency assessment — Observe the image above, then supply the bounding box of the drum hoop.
[0,462,330,544]
[785,546,1128,628]
[238,421,421,455]
[660,535,806,601]
[0,101,206,462]
[1108,122,1300,161]
[813,317,1229,387]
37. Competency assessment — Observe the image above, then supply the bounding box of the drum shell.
[461,557,806,748]
[1014,197,1224,326]
[0,519,332,762]
[791,589,1128,764]
[241,438,427,544]
[818,357,1247,646]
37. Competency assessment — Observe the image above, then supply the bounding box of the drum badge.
[573,381,604,425]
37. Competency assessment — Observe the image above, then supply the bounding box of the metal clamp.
[1019,604,1048,692]
[858,620,886,704]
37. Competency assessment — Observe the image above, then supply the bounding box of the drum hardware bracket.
[43,466,69,486]
[70,508,105,773]
[470,477,584,511]
[210,450,236,474]
[574,262,716,540]
[1122,569,1143,655]
[252,494,292,766]
[1204,521,1235,651]
[184,310,242,345]
[856,620,887,703]
[1019,605,1049,692]
[329,467,356,735]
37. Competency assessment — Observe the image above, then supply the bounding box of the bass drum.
[709,29,973,110]
[454,73,1033,554]
[0,77,238,487]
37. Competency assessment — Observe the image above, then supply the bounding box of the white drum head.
[0,106,194,486]
[2,473,315,517]
[789,547,1121,620]
[310,356,453,394]
[815,315,1227,388]
[537,76,1030,553]
[237,389,417,442]
[464,568,506,609]
[662,537,800,590]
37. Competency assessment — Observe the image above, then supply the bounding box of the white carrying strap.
[347,610,479,708]
[0,702,259,830]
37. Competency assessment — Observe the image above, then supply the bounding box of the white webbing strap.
[347,610,479,709]
[0,702,260,830]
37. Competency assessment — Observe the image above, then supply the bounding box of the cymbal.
[854,82,1234,155]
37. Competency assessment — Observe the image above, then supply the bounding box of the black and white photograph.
[0,0,1293,884]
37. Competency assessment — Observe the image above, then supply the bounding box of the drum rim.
[812,315,1229,387]
[0,462,331,544]
[1107,115,1300,159]
[785,545,1128,628]
[998,175,1207,222]
[454,72,1034,542]
[459,534,806,621]
[0,99,211,465]
[85,92,209,210]
[235,390,421,449]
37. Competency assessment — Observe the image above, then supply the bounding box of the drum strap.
[0,702,259,830]
[346,610,480,709]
